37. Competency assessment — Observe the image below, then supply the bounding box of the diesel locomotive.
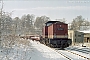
[40,21,72,48]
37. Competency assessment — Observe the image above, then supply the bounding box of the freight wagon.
[40,21,72,49]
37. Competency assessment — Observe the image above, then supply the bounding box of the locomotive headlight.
[60,25,61,27]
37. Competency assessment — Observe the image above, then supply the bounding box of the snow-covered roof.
[79,30,90,33]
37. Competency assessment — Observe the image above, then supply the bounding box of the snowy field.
[0,39,67,60]
[0,39,90,60]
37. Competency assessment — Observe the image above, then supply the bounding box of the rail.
[53,48,90,60]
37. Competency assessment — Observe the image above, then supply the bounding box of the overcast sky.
[0,0,90,23]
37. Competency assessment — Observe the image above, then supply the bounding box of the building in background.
[68,30,84,46]
[79,30,90,47]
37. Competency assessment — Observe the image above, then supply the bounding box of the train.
[20,21,72,49]
[40,21,72,48]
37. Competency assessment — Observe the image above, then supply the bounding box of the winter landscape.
[0,0,90,60]
[0,38,90,60]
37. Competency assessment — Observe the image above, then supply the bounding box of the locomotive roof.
[45,21,67,26]
[45,21,60,24]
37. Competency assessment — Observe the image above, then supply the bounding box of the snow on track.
[30,40,89,60]
[0,39,67,60]
[0,39,90,60]
[55,50,87,60]
[30,40,68,60]
[65,46,90,59]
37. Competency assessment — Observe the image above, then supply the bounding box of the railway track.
[54,49,72,60]
[30,40,90,60]
[66,50,90,60]
[53,48,90,60]
[65,46,90,54]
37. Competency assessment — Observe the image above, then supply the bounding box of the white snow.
[57,50,86,60]
[79,30,90,33]
[0,39,67,60]
[0,39,90,60]
[29,40,67,60]
[65,46,90,59]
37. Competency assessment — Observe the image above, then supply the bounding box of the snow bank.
[0,39,67,60]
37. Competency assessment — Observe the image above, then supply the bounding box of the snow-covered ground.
[0,39,67,60]
[56,50,87,60]
[0,39,90,60]
[65,46,90,59]
[29,40,68,60]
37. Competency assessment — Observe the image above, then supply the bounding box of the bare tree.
[21,14,35,35]
[70,15,90,31]
[34,16,50,29]
[34,16,50,35]
[0,0,3,46]
[12,17,21,35]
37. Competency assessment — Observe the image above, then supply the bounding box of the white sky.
[0,0,90,23]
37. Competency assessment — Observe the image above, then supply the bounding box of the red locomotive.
[40,21,72,48]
